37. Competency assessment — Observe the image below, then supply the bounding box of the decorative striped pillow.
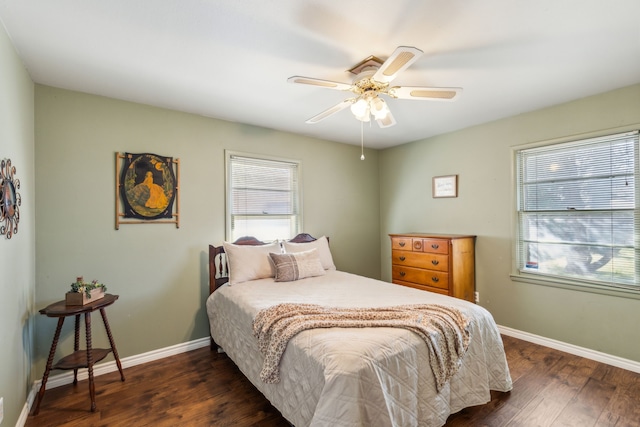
[269,248,326,282]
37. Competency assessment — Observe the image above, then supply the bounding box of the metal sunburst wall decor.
[0,158,21,239]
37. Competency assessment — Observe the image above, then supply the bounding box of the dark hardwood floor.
[26,335,640,427]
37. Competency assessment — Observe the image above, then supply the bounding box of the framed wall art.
[432,174,458,198]
[115,152,180,229]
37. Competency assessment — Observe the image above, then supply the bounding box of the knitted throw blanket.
[252,303,470,391]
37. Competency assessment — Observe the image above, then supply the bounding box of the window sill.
[510,273,640,300]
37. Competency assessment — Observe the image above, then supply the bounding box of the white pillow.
[269,248,326,282]
[282,236,336,270]
[223,241,280,285]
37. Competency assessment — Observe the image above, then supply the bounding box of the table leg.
[31,317,65,416]
[73,314,80,385]
[84,312,96,412]
[100,308,125,381]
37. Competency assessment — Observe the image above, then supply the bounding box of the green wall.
[379,84,640,362]
[33,85,381,379]
[0,21,35,427]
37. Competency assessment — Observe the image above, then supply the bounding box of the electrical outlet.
[474,292,480,304]
[0,396,4,424]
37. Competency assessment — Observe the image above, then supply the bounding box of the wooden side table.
[31,293,125,415]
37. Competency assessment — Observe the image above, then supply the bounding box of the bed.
[206,233,512,427]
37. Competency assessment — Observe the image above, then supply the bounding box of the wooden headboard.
[208,233,320,295]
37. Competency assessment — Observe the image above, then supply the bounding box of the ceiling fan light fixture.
[351,98,370,121]
[357,111,371,122]
[370,97,389,120]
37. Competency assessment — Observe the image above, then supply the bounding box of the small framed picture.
[432,175,458,198]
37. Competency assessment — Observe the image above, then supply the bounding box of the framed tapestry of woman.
[116,152,180,229]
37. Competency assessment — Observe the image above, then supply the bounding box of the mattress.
[206,270,512,427]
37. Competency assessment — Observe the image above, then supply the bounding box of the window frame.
[511,126,640,299]
[225,150,302,242]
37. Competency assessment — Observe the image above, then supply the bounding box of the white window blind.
[516,130,639,290]
[226,153,301,242]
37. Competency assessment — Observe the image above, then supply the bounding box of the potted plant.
[66,276,107,305]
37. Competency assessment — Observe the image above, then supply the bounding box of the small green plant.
[70,276,107,299]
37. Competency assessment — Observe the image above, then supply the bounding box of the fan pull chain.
[360,120,365,160]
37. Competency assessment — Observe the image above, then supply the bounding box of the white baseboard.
[498,325,640,374]
[18,337,210,426]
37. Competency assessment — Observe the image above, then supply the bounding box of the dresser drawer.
[392,265,449,290]
[392,279,450,296]
[391,250,449,272]
[391,237,413,251]
[417,238,449,255]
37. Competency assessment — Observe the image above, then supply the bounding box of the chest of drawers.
[389,233,476,302]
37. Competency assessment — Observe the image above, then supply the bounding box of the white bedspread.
[206,270,512,427]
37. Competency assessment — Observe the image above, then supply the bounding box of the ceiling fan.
[288,46,462,128]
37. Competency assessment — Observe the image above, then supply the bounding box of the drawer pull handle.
[400,271,406,277]
[431,244,439,249]
[399,256,406,261]
[414,242,422,250]
[431,260,439,265]
[399,242,405,247]
[431,277,439,283]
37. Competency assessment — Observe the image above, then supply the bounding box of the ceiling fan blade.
[288,76,353,91]
[376,110,396,128]
[372,46,424,83]
[305,99,354,124]
[387,86,463,101]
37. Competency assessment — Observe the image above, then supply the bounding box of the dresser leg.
[31,317,65,416]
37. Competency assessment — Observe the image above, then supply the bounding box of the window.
[515,130,639,292]
[226,152,301,242]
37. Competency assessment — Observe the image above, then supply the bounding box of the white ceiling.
[1,0,639,149]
